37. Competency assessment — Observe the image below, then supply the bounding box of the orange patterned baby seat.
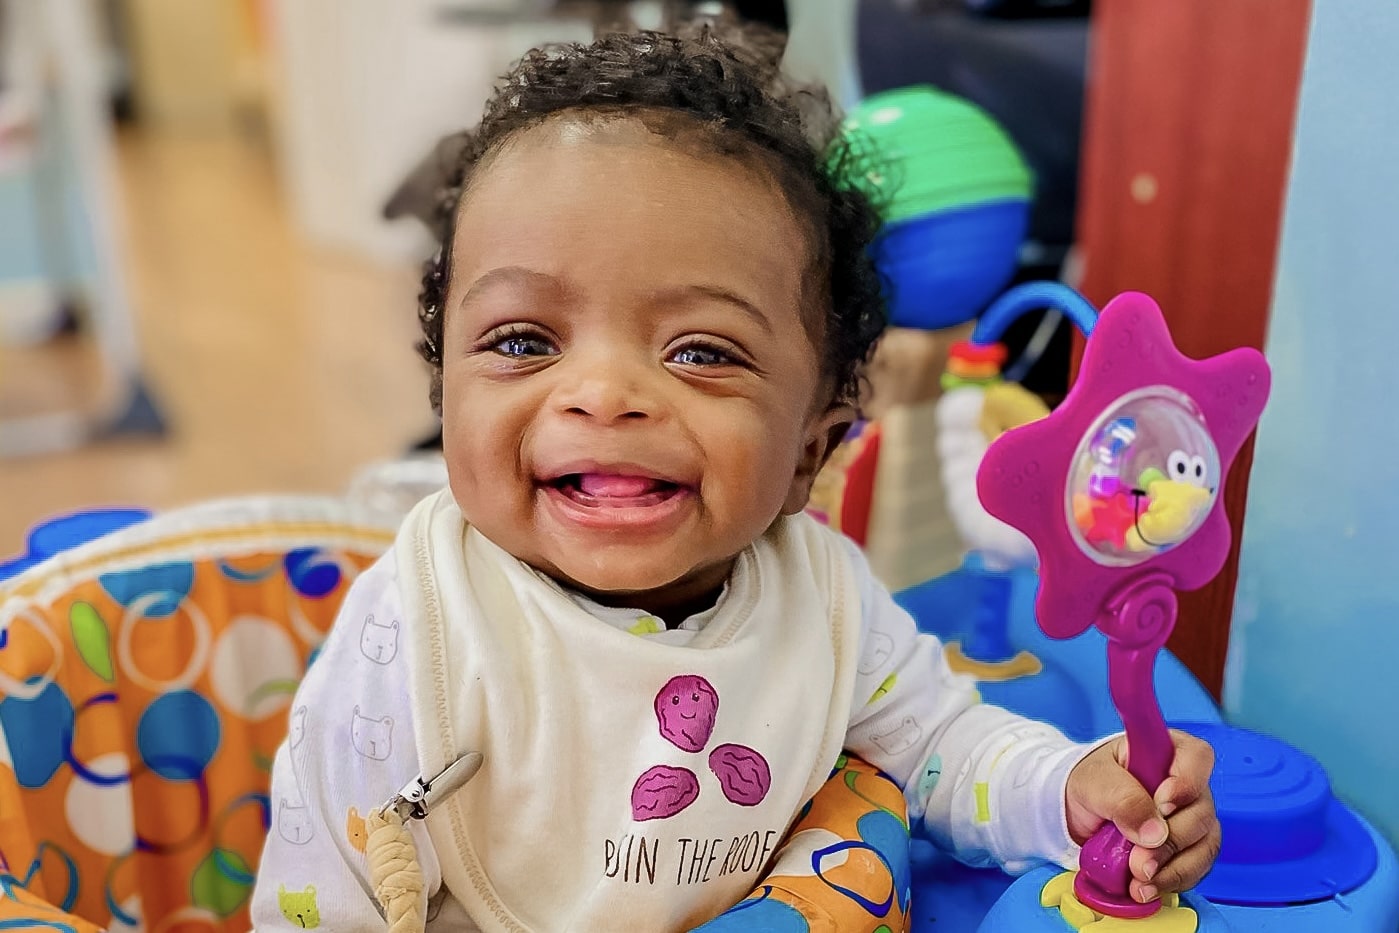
[0,496,910,932]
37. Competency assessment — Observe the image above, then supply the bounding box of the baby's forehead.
[462,115,823,273]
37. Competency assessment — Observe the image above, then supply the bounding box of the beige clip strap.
[367,752,484,932]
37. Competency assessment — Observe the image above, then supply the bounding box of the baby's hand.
[1065,730,1221,905]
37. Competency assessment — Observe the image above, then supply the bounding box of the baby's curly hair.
[417,27,887,412]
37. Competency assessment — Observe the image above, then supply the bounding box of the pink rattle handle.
[1105,578,1179,790]
[1075,575,1179,918]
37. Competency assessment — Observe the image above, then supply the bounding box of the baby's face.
[440,116,837,609]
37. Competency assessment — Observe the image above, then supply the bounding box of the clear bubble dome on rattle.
[1066,386,1220,566]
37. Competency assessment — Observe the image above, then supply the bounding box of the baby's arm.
[250,553,443,929]
[841,543,1096,874]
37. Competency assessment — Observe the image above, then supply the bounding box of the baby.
[251,28,1219,931]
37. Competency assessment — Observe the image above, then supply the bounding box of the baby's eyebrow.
[458,266,561,309]
[653,285,773,335]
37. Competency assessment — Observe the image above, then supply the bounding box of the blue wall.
[1226,0,1399,847]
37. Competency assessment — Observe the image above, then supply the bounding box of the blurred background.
[3,0,1398,853]
[0,0,595,543]
[0,0,1096,547]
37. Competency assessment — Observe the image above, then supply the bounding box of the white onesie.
[251,490,1089,930]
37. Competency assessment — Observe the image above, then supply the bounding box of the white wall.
[263,0,590,261]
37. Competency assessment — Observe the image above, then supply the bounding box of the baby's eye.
[492,333,557,358]
[670,344,734,367]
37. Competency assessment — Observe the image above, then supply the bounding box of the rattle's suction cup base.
[978,869,1216,932]
[1074,872,1160,919]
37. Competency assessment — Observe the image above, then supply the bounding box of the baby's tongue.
[577,474,663,498]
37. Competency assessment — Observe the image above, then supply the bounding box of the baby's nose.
[556,359,661,423]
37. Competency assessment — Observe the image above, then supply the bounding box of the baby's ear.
[782,405,856,515]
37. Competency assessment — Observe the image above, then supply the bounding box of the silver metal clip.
[385,751,484,822]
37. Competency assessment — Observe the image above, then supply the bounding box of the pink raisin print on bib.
[631,674,773,822]
[708,743,771,806]
[654,674,719,752]
[632,765,702,821]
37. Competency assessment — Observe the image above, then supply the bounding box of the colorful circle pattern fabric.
[696,755,912,932]
[0,538,381,930]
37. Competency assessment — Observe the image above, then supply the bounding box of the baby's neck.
[579,583,726,630]
[561,559,735,630]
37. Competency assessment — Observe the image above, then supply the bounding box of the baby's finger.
[1139,828,1223,900]
[1128,796,1217,883]
[1153,775,1203,818]
[1158,732,1215,816]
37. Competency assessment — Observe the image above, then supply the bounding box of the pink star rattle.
[977,291,1270,918]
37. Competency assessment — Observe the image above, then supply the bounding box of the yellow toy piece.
[945,642,1043,682]
[1041,871,1195,932]
[1125,480,1212,552]
[979,381,1051,443]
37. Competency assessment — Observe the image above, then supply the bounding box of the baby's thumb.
[1085,769,1169,849]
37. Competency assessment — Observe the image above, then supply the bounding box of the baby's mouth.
[546,473,688,508]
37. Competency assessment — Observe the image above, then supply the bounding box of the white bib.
[396,491,862,931]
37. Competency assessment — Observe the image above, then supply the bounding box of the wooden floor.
[0,128,433,550]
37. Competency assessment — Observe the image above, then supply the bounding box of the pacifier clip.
[367,752,484,932]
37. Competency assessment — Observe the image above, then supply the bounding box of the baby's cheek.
[711,409,793,477]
